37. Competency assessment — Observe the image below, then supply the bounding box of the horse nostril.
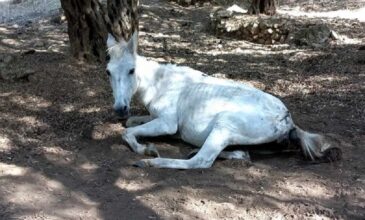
[114,105,129,118]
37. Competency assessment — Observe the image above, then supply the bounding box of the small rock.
[250,23,259,35]
[330,30,340,40]
[272,33,280,40]
[226,4,246,14]
[259,22,267,30]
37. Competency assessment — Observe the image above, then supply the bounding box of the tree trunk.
[60,0,139,62]
[60,0,108,62]
[248,0,276,15]
[107,0,139,41]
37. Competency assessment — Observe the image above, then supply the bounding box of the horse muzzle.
[114,105,130,119]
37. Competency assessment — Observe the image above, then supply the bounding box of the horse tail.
[289,126,342,162]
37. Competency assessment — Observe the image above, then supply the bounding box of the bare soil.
[0,0,364,219]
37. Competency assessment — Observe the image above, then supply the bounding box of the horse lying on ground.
[106,32,341,169]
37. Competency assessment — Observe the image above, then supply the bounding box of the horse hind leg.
[219,150,250,160]
[187,149,250,161]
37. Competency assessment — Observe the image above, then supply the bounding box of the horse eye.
[129,68,135,75]
[106,70,111,76]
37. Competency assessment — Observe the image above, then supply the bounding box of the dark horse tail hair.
[289,126,342,162]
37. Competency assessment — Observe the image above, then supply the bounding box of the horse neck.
[135,55,165,106]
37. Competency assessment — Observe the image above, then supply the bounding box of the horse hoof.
[133,160,149,168]
[144,144,160,157]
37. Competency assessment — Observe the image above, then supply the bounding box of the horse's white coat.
[106,32,332,169]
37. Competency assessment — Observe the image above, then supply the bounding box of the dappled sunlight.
[286,50,327,62]
[115,176,157,192]
[60,104,75,113]
[280,178,335,200]
[42,146,75,165]
[79,107,102,113]
[0,162,28,176]
[0,134,14,153]
[308,74,349,84]
[177,197,250,219]
[79,162,99,172]
[17,115,48,128]
[85,88,97,97]
[278,6,365,22]
[112,163,344,219]
[10,94,52,109]
[0,26,12,34]
[0,37,23,48]
[0,168,100,220]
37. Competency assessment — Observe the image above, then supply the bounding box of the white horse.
[106,32,341,169]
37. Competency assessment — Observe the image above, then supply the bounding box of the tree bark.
[60,0,108,62]
[107,0,139,41]
[60,0,139,62]
[248,0,277,15]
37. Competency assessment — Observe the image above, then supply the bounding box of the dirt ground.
[0,0,364,219]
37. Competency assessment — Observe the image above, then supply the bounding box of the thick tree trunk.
[60,0,108,62]
[248,0,276,15]
[60,0,139,62]
[107,0,139,41]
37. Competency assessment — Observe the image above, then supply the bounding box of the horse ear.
[127,31,138,55]
[107,33,118,49]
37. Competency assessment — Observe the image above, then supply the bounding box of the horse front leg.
[122,117,177,157]
[125,115,153,127]
[134,126,232,169]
